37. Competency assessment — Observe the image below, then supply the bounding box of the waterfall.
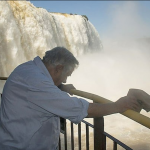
[0,1,102,77]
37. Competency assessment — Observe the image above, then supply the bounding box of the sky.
[30,1,150,40]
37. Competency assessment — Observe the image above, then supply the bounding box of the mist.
[67,1,150,149]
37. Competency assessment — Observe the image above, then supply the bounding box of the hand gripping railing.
[70,89,150,129]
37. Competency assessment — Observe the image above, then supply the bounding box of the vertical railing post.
[71,122,74,150]
[60,118,67,150]
[59,137,61,150]
[94,103,106,150]
[78,123,81,150]
[63,119,67,150]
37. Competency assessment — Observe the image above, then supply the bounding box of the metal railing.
[59,117,133,150]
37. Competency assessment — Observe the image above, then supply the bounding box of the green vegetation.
[82,15,88,21]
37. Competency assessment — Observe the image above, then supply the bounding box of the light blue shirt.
[0,56,89,150]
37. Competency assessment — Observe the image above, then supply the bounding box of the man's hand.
[115,95,142,113]
[127,89,150,112]
[87,95,141,118]
[58,84,76,95]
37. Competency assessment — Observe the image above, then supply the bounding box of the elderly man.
[0,47,141,150]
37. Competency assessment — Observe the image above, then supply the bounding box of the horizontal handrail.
[70,89,150,129]
[103,132,132,150]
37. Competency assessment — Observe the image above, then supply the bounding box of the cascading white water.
[0,1,102,77]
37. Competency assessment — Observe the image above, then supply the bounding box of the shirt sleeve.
[26,75,89,124]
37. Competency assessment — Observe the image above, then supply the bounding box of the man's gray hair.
[43,47,79,72]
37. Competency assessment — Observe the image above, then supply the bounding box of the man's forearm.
[87,102,119,118]
[87,95,141,118]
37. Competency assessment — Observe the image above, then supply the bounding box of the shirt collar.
[33,56,54,84]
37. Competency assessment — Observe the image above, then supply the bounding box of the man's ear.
[55,64,64,73]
